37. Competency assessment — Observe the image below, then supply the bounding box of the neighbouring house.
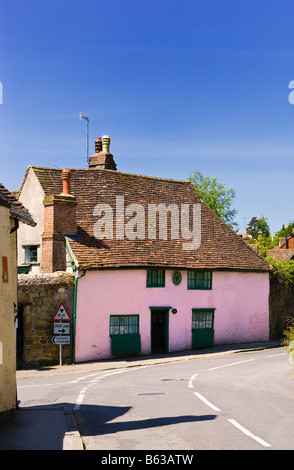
[267,229,294,261]
[16,136,271,363]
[0,184,35,425]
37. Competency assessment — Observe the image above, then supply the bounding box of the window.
[109,315,139,336]
[192,309,214,330]
[24,245,39,264]
[187,270,212,289]
[146,269,165,287]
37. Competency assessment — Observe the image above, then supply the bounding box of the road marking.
[207,359,254,371]
[266,353,287,358]
[227,418,271,447]
[188,373,198,388]
[18,382,70,388]
[74,369,127,410]
[194,392,222,411]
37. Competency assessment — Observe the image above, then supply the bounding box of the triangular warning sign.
[52,303,71,322]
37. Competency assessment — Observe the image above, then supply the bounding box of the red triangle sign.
[52,303,71,322]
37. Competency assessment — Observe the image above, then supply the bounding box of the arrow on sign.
[51,335,71,345]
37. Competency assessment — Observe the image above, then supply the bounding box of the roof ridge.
[29,165,191,185]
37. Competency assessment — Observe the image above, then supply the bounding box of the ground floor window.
[109,315,139,335]
[109,315,141,355]
[192,309,215,348]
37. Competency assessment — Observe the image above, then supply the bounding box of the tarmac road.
[0,340,286,452]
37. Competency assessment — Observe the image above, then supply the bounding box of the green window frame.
[146,268,165,287]
[109,315,139,336]
[192,309,214,330]
[187,270,212,290]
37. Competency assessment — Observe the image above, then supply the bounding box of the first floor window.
[109,315,139,336]
[146,268,165,287]
[188,270,212,289]
[24,245,39,264]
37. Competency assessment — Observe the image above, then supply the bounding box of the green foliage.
[249,236,275,258]
[266,255,294,289]
[283,323,294,347]
[247,216,270,239]
[188,169,238,231]
[245,218,294,260]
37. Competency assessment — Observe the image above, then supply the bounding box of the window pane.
[203,272,211,288]
[119,316,128,335]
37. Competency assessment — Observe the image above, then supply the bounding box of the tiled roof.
[27,166,270,272]
[267,246,294,262]
[0,183,36,226]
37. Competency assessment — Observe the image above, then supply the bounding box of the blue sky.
[1,0,294,234]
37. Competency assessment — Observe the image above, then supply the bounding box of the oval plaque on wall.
[172,271,182,285]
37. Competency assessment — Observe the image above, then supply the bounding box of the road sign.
[52,303,71,322]
[51,335,71,345]
[53,322,70,335]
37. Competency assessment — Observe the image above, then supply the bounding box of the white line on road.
[227,418,271,447]
[266,353,287,358]
[74,369,128,410]
[193,392,222,412]
[207,359,255,371]
[188,373,198,388]
[18,382,70,388]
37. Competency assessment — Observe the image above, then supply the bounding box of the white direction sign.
[52,303,71,322]
[51,335,71,345]
[53,322,70,335]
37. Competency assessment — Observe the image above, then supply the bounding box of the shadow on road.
[75,403,217,436]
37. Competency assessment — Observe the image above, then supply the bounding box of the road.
[16,347,294,450]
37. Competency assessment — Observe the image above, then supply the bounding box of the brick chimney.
[41,169,77,273]
[89,135,117,170]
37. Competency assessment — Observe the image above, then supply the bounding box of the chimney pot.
[102,135,110,154]
[61,169,71,195]
[95,137,102,153]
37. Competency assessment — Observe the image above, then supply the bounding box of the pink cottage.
[17,137,271,362]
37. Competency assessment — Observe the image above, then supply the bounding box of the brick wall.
[17,272,75,368]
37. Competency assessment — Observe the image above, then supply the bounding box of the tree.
[247,216,270,239]
[188,169,238,231]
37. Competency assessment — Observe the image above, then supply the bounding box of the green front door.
[192,309,215,348]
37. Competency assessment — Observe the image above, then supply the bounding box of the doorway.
[151,308,169,354]
[16,305,25,369]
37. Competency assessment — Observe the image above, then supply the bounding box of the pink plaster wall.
[75,269,270,362]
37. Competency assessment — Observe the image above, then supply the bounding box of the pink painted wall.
[75,269,270,362]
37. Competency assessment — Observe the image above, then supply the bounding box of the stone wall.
[269,273,294,339]
[18,271,75,368]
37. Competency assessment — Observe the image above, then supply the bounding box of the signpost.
[52,303,71,365]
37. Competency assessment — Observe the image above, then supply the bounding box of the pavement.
[0,340,285,451]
